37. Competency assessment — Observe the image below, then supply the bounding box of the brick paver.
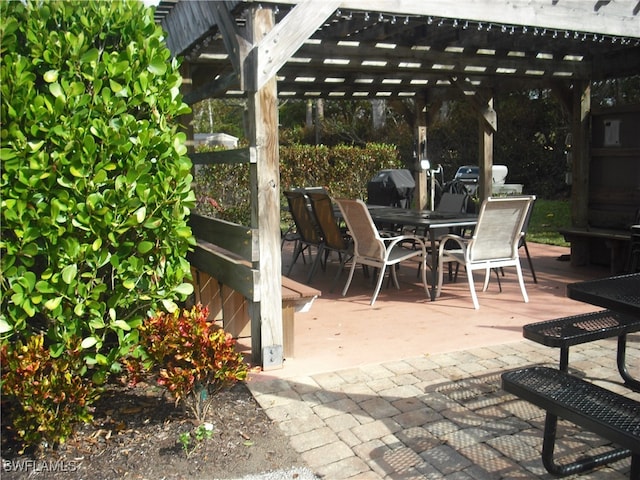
[248,340,640,479]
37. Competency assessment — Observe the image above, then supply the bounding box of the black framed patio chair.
[307,192,353,289]
[283,190,324,281]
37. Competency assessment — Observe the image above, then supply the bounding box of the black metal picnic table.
[567,272,640,318]
[567,272,640,391]
[504,272,640,477]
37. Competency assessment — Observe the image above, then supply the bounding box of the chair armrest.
[437,234,468,256]
[383,234,427,254]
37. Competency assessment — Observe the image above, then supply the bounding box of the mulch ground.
[1,379,305,480]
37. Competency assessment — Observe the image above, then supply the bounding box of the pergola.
[155,0,640,368]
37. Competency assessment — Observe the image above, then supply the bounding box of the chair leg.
[491,268,502,292]
[436,258,445,298]
[307,245,324,284]
[419,256,429,297]
[390,264,400,289]
[483,268,502,292]
[370,265,388,306]
[330,254,352,292]
[287,242,304,276]
[515,261,529,303]
[522,239,537,283]
[342,260,357,296]
[467,268,480,309]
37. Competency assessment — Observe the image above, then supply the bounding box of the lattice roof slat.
[156,1,640,100]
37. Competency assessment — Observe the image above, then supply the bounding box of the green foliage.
[527,199,571,246]
[427,90,570,198]
[1,334,100,450]
[178,422,214,458]
[1,0,195,373]
[592,75,640,108]
[193,143,403,226]
[130,304,248,421]
[1,0,196,449]
[191,98,246,138]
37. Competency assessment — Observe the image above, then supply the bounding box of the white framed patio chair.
[436,196,535,309]
[334,198,429,306]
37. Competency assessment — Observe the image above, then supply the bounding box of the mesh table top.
[567,273,640,318]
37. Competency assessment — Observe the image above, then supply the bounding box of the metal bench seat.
[523,310,640,390]
[502,366,640,477]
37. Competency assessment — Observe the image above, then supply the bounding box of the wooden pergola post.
[414,95,428,210]
[567,80,592,268]
[571,80,591,228]
[477,92,496,202]
[245,5,283,368]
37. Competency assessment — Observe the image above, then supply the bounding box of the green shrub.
[1,334,99,450]
[1,0,195,446]
[128,304,248,421]
[193,142,403,225]
[0,0,194,366]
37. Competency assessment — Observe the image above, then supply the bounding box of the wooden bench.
[502,366,640,478]
[191,268,319,359]
[281,276,320,358]
[558,226,631,274]
[522,310,640,390]
[188,213,321,367]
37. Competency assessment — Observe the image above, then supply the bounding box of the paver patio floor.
[240,242,639,479]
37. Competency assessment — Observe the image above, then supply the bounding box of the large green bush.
[0,0,195,424]
[193,143,403,225]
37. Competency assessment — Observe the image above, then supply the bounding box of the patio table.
[567,272,640,317]
[504,273,640,476]
[366,206,478,301]
[567,272,640,391]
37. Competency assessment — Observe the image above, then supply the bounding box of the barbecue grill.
[367,169,415,208]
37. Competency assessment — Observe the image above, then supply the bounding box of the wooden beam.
[188,241,259,302]
[294,41,593,80]
[184,71,238,105]
[190,147,251,166]
[592,46,640,81]
[210,1,251,76]
[252,0,341,91]
[571,80,591,229]
[414,94,428,210]
[188,214,259,263]
[272,0,640,39]
[477,93,495,202]
[160,0,223,57]
[246,5,283,369]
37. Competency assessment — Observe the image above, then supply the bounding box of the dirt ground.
[1,378,306,480]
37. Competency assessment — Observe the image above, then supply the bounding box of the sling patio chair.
[281,187,328,257]
[411,192,469,279]
[283,190,323,282]
[491,195,538,289]
[435,195,535,309]
[307,192,353,289]
[334,198,429,306]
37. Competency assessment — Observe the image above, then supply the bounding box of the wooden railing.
[188,213,259,338]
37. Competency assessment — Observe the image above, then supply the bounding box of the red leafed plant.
[1,334,99,451]
[131,304,248,421]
